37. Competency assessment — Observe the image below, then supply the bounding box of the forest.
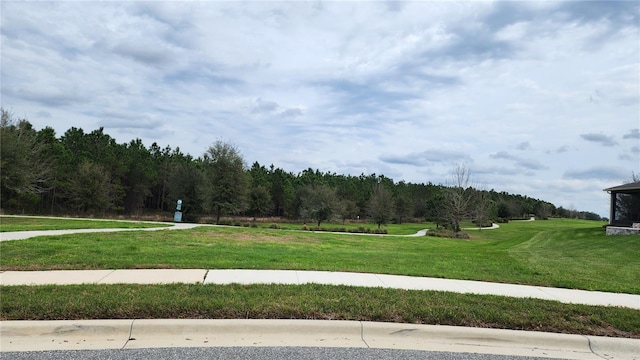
[1,109,603,227]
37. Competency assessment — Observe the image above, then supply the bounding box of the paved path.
[0,222,201,241]
[1,269,638,310]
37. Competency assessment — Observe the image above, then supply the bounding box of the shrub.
[426,228,469,239]
[268,223,280,229]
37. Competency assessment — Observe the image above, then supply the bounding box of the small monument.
[174,199,183,222]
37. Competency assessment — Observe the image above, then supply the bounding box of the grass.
[2,216,638,338]
[1,218,637,293]
[2,284,638,338]
[0,216,170,232]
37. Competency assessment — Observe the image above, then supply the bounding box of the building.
[603,181,640,235]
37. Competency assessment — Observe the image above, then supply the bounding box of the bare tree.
[442,163,474,232]
[472,189,494,230]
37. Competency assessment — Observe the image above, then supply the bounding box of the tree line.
[2,108,586,228]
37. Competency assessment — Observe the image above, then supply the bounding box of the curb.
[2,320,639,359]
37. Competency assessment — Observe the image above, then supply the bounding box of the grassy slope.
[1,218,637,293]
[2,284,638,338]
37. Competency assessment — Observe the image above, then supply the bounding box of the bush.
[268,223,280,229]
[426,228,469,239]
[473,220,493,228]
[301,225,309,231]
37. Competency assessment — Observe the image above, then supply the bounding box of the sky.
[1,1,638,217]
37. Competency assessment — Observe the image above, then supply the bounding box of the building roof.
[603,181,640,192]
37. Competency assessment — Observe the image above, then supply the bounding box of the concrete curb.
[2,320,639,359]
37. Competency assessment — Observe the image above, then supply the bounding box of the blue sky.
[1,1,638,217]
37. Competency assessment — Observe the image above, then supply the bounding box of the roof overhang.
[603,181,640,192]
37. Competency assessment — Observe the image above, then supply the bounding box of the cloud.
[315,79,419,116]
[490,151,515,160]
[473,165,520,176]
[623,128,640,139]
[515,141,531,150]
[580,133,618,146]
[547,145,569,154]
[278,108,303,118]
[111,41,176,66]
[490,151,547,170]
[516,159,547,171]
[380,149,471,167]
[250,98,304,119]
[619,146,640,161]
[97,111,164,130]
[36,111,52,118]
[563,166,628,181]
[252,98,279,113]
[4,87,85,107]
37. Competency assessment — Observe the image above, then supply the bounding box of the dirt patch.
[191,229,321,244]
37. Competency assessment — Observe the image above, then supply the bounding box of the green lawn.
[1,218,637,294]
[0,216,170,232]
[2,216,639,338]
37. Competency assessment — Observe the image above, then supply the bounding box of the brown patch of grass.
[190,229,320,244]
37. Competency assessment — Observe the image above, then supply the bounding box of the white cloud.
[580,133,618,147]
[623,128,640,139]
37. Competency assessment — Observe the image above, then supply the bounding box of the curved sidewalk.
[0,222,201,242]
[1,269,638,310]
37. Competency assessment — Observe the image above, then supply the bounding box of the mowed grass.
[2,217,639,338]
[2,284,638,338]
[1,218,638,294]
[0,216,170,232]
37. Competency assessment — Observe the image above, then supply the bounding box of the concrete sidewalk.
[1,269,638,309]
[2,319,639,359]
[0,222,202,241]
